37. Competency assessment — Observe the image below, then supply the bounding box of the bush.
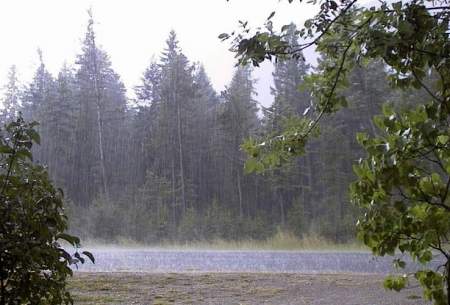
[240,214,275,240]
[287,197,306,238]
[88,196,124,242]
[203,200,235,240]
[178,208,202,242]
[0,117,92,305]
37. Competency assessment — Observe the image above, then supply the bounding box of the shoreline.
[75,246,371,253]
[69,272,429,305]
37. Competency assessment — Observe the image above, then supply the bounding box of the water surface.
[74,249,440,274]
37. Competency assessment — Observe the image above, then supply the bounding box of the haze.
[0,0,314,106]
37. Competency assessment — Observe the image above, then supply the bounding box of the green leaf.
[418,250,433,264]
[57,233,80,246]
[74,252,85,264]
[15,149,33,161]
[27,129,40,145]
[82,251,95,264]
[384,275,408,291]
[437,135,448,145]
[356,132,368,144]
[0,145,14,154]
[393,258,406,269]
[392,1,402,11]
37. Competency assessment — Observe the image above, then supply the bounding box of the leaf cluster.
[227,0,450,303]
[0,116,93,305]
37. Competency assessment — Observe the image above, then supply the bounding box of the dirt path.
[69,272,429,305]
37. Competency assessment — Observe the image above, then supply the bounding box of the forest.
[0,14,430,244]
[0,0,449,304]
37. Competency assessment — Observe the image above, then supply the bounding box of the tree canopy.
[222,0,450,304]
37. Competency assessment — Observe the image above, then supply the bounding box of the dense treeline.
[0,17,410,243]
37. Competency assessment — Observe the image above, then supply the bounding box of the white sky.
[0,0,316,107]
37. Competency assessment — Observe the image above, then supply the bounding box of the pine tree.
[45,64,78,191]
[187,64,219,210]
[265,24,311,228]
[133,61,162,187]
[268,24,311,132]
[22,50,57,165]
[219,66,259,219]
[73,10,127,206]
[153,31,196,221]
[1,65,21,124]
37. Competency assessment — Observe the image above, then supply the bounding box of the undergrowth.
[80,230,365,251]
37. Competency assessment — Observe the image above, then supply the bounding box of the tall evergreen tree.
[155,31,195,220]
[186,64,219,210]
[268,24,311,132]
[133,61,163,187]
[45,64,78,191]
[265,25,312,227]
[22,50,57,165]
[73,10,127,206]
[1,65,21,124]
[220,66,259,219]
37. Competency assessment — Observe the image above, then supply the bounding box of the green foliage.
[287,198,305,238]
[88,197,124,242]
[384,275,408,292]
[0,116,92,305]
[132,171,172,243]
[178,208,202,242]
[227,0,450,303]
[203,199,234,240]
[243,116,315,173]
[351,100,450,304]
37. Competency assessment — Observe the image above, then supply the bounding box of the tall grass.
[82,230,366,251]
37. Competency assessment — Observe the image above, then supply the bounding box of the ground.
[69,272,429,305]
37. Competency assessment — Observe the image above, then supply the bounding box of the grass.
[68,272,425,305]
[79,230,366,251]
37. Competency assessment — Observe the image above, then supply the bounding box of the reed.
[81,230,365,251]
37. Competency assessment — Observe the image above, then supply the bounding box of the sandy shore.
[69,272,429,305]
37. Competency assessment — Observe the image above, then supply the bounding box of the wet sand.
[69,272,430,305]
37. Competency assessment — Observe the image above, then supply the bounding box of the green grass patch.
[80,231,365,251]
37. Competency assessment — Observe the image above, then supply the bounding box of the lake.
[74,249,440,274]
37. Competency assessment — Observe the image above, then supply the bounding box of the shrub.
[0,117,92,305]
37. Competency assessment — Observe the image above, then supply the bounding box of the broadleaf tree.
[223,0,450,303]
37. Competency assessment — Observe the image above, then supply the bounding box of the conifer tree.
[45,64,78,190]
[220,66,259,219]
[0,65,21,124]
[22,50,56,165]
[73,10,127,206]
[156,31,195,219]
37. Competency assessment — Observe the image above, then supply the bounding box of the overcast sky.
[0,0,316,107]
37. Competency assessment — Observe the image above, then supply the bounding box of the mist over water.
[74,248,441,274]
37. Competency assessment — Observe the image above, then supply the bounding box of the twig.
[411,70,443,104]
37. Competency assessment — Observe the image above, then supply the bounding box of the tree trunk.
[279,191,285,227]
[237,171,243,219]
[91,33,109,200]
[95,104,108,198]
[447,260,449,305]
[361,69,377,135]
[171,159,177,224]
[177,103,186,213]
